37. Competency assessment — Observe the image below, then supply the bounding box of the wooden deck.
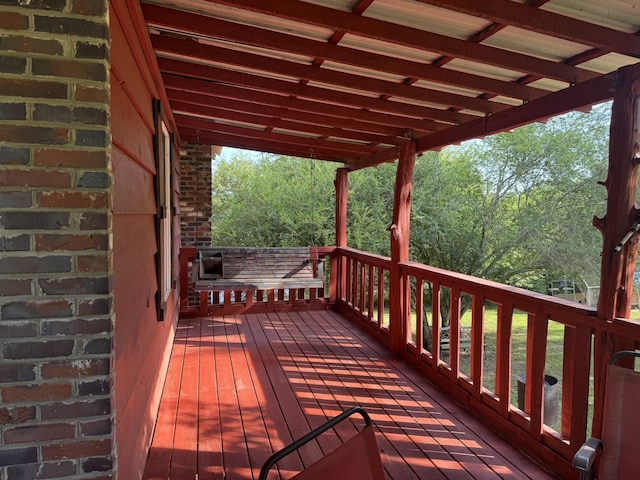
[143,310,557,480]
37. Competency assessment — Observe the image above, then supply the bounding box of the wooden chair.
[572,350,640,480]
[258,407,385,480]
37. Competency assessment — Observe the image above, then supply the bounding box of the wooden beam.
[595,67,640,320]
[163,81,426,137]
[348,71,618,170]
[179,128,353,162]
[416,0,640,59]
[151,34,505,115]
[591,63,640,440]
[157,58,471,126]
[168,97,398,147]
[175,115,380,156]
[209,0,598,84]
[143,3,546,102]
[389,140,416,354]
[335,168,348,248]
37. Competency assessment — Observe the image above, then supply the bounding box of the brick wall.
[179,144,214,307]
[179,144,214,248]
[0,1,113,479]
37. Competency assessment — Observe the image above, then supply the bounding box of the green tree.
[211,154,336,247]
[209,103,612,324]
[410,103,611,325]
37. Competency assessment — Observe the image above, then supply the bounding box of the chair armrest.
[572,437,602,477]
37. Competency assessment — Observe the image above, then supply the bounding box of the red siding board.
[110,2,178,479]
[111,79,155,173]
[112,148,156,214]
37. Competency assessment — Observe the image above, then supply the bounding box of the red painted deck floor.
[143,310,557,480]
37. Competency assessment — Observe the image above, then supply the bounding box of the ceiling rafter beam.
[156,57,473,126]
[168,96,398,147]
[151,34,505,115]
[181,131,349,162]
[348,70,618,170]
[142,3,546,102]
[206,0,598,85]
[174,114,383,156]
[162,74,430,137]
[416,0,640,58]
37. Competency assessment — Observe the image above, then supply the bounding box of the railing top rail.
[402,259,594,309]
[336,246,391,266]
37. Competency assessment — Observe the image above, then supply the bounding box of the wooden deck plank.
[244,312,306,478]
[216,315,253,480]
[270,312,358,448]
[169,318,200,479]
[197,317,224,479]
[261,312,334,466]
[145,310,558,480]
[226,315,277,478]
[331,310,554,480]
[142,320,189,480]
[298,310,453,480]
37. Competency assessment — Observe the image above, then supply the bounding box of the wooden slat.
[142,322,189,480]
[169,318,200,479]
[195,247,323,292]
[197,317,224,479]
[145,311,556,480]
[216,316,253,480]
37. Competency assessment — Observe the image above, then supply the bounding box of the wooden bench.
[192,246,324,291]
[440,325,472,352]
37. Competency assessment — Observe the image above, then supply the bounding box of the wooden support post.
[592,64,640,438]
[335,168,348,247]
[332,168,349,303]
[389,141,417,354]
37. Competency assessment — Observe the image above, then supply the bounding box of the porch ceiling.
[140,0,640,170]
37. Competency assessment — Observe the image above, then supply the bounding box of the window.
[154,100,174,315]
[158,120,172,304]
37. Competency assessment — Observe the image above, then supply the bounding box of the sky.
[216,147,261,162]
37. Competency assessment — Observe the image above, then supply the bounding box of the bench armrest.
[572,437,602,479]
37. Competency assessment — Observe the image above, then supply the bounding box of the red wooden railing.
[332,246,640,479]
[179,244,640,477]
[179,246,334,317]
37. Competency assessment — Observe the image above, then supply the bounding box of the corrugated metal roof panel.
[363,0,491,39]
[544,0,640,32]
[484,26,590,62]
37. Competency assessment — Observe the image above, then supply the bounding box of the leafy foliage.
[210,103,612,298]
[412,104,610,291]
[211,153,336,247]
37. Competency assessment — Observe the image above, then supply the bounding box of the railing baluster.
[496,303,513,417]
[367,264,375,322]
[359,260,366,314]
[415,277,424,356]
[471,294,485,397]
[568,324,592,447]
[449,286,461,378]
[528,310,549,439]
[377,267,384,330]
[432,280,441,366]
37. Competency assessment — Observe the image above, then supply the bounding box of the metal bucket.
[516,374,559,426]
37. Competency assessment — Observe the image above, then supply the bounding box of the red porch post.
[335,168,349,247]
[389,141,417,354]
[592,64,640,437]
[332,168,349,303]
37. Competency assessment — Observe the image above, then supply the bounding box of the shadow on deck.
[143,310,557,479]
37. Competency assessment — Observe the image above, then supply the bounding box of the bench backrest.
[199,247,315,280]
